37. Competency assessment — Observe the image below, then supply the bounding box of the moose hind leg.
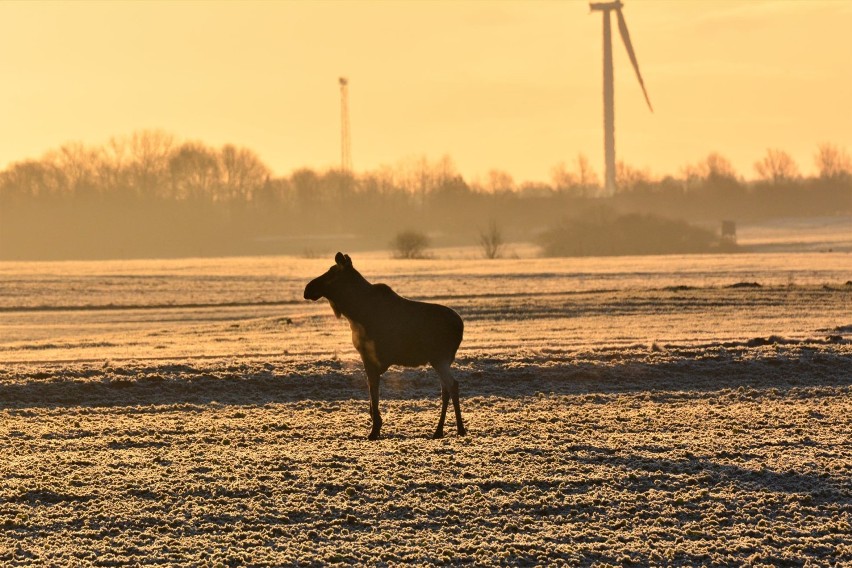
[433,385,450,439]
[433,361,465,437]
[451,379,466,436]
[366,367,383,440]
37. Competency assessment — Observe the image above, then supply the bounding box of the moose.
[304,252,466,440]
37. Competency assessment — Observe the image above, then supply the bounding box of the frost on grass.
[1,343,851,566]
[1,254,850,565]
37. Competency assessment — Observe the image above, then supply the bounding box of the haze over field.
[1,130,850,260]
[2,1,851,261]
[1,1,851,565]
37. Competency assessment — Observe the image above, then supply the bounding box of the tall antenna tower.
[339,77,352,173]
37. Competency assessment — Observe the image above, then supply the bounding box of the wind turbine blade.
[616,8,653,112]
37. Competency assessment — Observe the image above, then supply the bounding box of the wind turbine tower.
[339,77,353,173]
[589,1,652,195]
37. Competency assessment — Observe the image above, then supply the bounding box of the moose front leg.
[365,366,383,440]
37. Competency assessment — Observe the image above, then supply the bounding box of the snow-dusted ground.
[1,252,850,565]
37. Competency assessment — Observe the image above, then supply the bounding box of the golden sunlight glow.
[1,0,850,181]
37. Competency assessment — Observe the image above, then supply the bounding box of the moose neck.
[326,271,373,321]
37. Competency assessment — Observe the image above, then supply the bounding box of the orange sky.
[1,0,850,183]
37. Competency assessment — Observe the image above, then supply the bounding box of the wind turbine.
[589,0,652,194]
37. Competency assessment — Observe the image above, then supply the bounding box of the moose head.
[303,252,359,308]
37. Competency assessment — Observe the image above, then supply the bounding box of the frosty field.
[1,251,851,566]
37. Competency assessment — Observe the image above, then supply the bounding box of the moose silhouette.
[304,252,466,440]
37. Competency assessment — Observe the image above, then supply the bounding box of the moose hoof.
[432,429,445,439]
[457,426,467,436]
[368,431,381,441]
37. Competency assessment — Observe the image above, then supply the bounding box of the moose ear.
[335,252,352,267]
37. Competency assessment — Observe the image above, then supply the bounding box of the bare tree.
[575,154,600,190]
[168,142,221,201]
[45,142,102,197]
[486,169,515,193]
[683,152,738,183]
[550,162,577,192]
[98,136,131,193]
[291,168,322,210]
[127,130,175,198]
[815,143,852,180]
[754,149,800,184]
[391,155,458,205]
[479,219,504,259]
[552,154,600,197]
[703,152,738,181]
[0,160,64,200]
[219,144,270,202]
[615,161,651,192]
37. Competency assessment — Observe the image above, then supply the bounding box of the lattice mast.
[339,77,352,173]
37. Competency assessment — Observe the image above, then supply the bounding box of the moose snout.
[304,282,322,301]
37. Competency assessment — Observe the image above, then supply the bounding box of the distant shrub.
[479,220,504,259]
[391,230,431,259]
[538,209,737,257]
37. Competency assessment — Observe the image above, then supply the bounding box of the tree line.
[1,131,850,260]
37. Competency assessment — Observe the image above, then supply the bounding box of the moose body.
[304,252,466,440]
